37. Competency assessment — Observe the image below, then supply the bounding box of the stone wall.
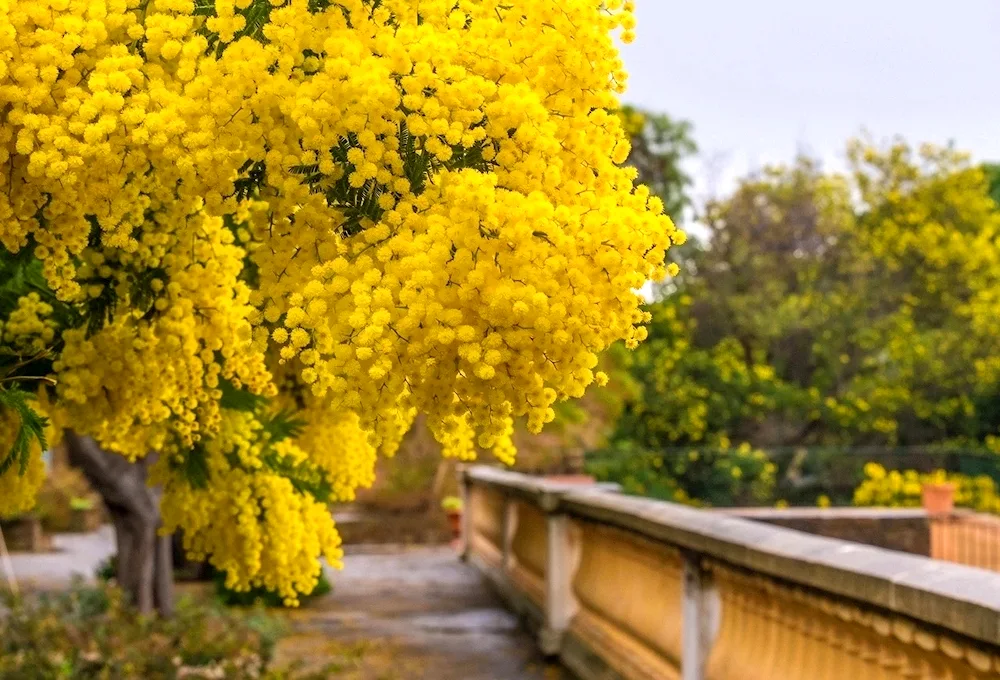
[717,507,932,556]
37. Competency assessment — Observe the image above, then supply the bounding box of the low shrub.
[0,580,335,679]
[586,441,777,507]
[853,463,1000,511]
[94,555,117,583]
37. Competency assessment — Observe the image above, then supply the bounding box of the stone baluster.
[540,511,581,655]
[682,554,715,680]
[501,497,519,574]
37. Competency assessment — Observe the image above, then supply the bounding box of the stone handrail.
[460,465,1000,680]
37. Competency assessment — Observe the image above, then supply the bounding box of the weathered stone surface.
[287,546,565,680]
[465,465,1000,649]
[717,507,932,556]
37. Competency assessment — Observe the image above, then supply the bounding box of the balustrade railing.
[461,465,1000,680]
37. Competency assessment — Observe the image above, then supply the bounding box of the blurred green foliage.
[597,128,1000,505]
[0,580,337,679]
[586,442,775,506]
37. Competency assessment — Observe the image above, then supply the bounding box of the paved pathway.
[4,525,115,589]
[4,529,561,679]
[282,545,561,679]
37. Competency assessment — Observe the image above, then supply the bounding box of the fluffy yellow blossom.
[1,0,675,600]
[2,293,56,353]
[50,211,272,457]
[0,409,46,519]
[155,409,344,605]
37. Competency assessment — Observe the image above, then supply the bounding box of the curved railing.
[461,465,1000,680]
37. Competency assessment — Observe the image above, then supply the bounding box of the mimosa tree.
[0,0,680,609]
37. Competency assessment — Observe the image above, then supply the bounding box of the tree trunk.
[63,431,174,616]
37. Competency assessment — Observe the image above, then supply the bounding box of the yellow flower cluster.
[291,408,380,502]
[429,415,477,462]
[155,409,343,604]
[51,210,272,457]
[1,292,55,353]
[428,411,514,465]
[2,0,676,597]
[230,0,676,451]
[0,409,46,519]
[4,0,675,446]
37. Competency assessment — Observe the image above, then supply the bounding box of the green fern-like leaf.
[177,444,212,489]
[0,387,49,477]
[261,409,306,443]
[218,377,269,412]
[261,449,333,503]
[0,242,47,319]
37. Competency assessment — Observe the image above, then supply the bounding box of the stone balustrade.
[460,465,1000,680]
[930,511,1000,573]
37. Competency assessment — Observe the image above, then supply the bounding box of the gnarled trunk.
[63,431,174,615]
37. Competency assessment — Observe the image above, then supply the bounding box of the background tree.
[984,163,1000,205]
[600,139,1000,503]
[617,105,699,224]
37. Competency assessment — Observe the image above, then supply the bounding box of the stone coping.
[712,507,934,519]
[461,465,619,511]
[715,507,1000,523]
[464,465,1000,647]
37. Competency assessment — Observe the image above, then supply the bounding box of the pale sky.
[620,1,1000,208]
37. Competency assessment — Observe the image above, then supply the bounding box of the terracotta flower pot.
[922,482,956,514]
[446,511,462,540]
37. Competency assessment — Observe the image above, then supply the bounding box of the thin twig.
[0,376,57,385]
